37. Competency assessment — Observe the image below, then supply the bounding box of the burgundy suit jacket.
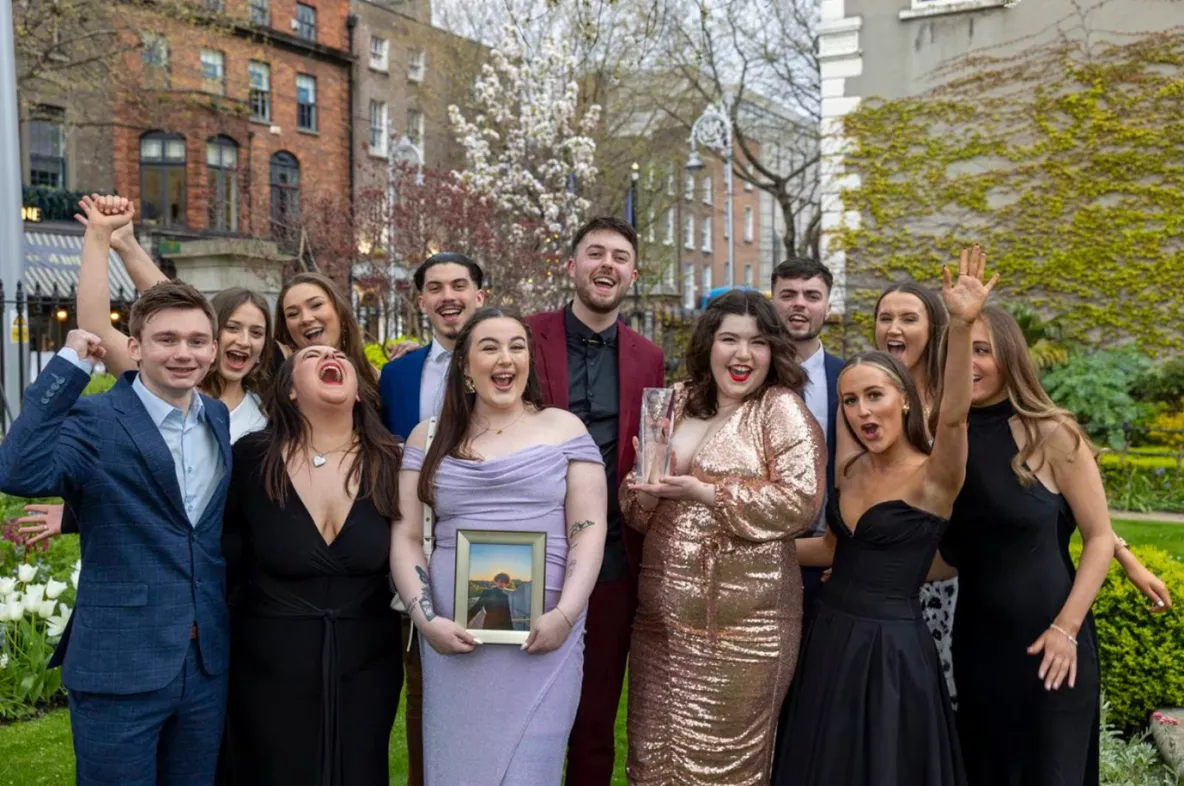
[526,308,666,574]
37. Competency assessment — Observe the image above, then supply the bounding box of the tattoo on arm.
[415,566,437,621]
[566,559,577,578]
[568,519,594,539]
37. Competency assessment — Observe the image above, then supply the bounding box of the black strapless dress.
[942,399,1100,785]
[772,496,966,786]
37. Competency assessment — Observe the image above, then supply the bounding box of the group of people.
[0,193,1173,786]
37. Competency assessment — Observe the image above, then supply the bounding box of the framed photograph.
[454,530,547,645]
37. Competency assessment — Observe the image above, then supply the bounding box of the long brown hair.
[417,307,547,507]
[839,351,932,476]
[202,287,274,400]
[260,349,402,518]
[685,289,804,419]
[978,305,1093,486]
[275,272,379,406]
[874,282,948,406]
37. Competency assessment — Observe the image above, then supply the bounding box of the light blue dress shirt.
[58,347,225,527]
[418,337,452,420]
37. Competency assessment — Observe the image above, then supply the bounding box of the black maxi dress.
[772,496,966,786]
[222,432,403,786]
[941,399,1100,785]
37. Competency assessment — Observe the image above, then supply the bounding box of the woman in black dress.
[939,305,1115,785]
[773,247,994,786]
[223,346,403,785]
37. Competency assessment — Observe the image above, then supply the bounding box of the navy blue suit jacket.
[0,357,232,694]
[823,351,845,494]
[379,345,430,440]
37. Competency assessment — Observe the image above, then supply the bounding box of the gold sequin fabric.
[620,386,825,786]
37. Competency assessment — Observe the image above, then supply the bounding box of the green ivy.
[837,32,1184,353]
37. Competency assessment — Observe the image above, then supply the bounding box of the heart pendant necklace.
[310,437,356,469]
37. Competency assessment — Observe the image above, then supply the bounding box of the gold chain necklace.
[309,437,356,468]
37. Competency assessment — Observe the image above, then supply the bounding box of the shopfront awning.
[23,227,138,302]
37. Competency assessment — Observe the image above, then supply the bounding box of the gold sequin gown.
[620,386,825,786]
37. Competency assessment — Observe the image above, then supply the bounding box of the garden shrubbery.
[1103,464,1184,513]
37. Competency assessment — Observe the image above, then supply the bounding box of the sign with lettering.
[21,206,41,222]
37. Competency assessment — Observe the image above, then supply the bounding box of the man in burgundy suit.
[526,216,665,784]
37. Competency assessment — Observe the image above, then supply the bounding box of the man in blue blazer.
[0,274,231,785]
[378,251,484,786]
[771,258,845,604]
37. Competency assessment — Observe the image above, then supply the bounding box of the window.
[702,264,713,294]
[200,49,224,95]
[270,152,300,242]
[294,3,316,41]
[406,108,424,147]
[369,100,388,156]
[140,132,186,227]
[408,49,426,82]
[663,261,676,290]
[27,111,66,188]
[296,74,317,132]
[683,263,695,310]
[743,205,754,243]
[702,175,712,205]
[744,265,753,287]
[701,216,713,252]
[684,173,694,201]
[665,174,675,196]
[141,32,169,89]
[206,136,239,232]
[248,61,271,122]
[203,0,224,10]
[370,36,389,71]
[645,209,655,243]
[249,0,269,25]
[683,215,694,249]
[645,168,655,191]
[663,208,674,245]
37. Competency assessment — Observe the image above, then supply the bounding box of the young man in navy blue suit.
[771,258,844,618]
[0,237,231,785]
[377,251,485,786]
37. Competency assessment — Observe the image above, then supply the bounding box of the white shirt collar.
[800,344,825,375]
[428,338,452,364]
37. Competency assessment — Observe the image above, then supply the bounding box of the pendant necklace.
[480,408,528,436]
[310,437,356,468]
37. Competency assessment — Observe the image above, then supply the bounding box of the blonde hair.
[979,306,1096,486]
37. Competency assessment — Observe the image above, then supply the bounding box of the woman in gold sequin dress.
[620,290,825,786]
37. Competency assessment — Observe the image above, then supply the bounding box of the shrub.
[1099,698,1182,786]
[1074,542,1184,734]
[1103,465,1184,513]
[1043,347,1155,449]
[1147,410,1184,451]
[81,373,116,396]
[364,336,421,371]
[1134,358,1184,406]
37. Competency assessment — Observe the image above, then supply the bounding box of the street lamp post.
[686,97,735,291]
[383,135,424,340]
[0,1,25,425]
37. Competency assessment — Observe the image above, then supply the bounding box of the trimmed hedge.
[1073,542,1184,733]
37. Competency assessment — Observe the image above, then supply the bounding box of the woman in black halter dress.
[940,306,1118,785]
[773,248,995,786]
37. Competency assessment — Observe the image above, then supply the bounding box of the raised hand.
[75,195,137,253]
[64,329,106,364]
[942,244,998,324]
[78,194,135,237]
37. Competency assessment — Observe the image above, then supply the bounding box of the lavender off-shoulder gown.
[402,434,604,786]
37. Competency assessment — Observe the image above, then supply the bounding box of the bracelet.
[555,607,574,629]
[1115,536,1130,551]
[1049,623,1078,647]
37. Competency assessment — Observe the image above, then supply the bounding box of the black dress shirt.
[564,303,626,583]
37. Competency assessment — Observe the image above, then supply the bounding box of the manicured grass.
[1070,519,1184,561]
[0,683,631,785]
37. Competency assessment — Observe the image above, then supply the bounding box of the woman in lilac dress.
[391,307,608,786]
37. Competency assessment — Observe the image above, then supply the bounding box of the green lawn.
[1070,519,1184,561]
[0,683,630,785]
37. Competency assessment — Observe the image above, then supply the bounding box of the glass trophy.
[636,387,675,484]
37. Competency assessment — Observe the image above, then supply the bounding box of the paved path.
[1111,510,1184,524]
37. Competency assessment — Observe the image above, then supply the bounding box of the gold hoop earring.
[902,404,911,415]
[464,377,476,393]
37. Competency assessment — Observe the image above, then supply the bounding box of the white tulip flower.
[0,653,8,669]
[0,604,9,623]
[0,577,15,597]
[47,605,73,638]
[17,563,37,584]
[70,561,81,589]
[45,579,68,600]
[5,599,24,620]
[23,583,46,606]
[37,599,57,619]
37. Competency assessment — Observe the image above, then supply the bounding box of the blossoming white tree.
[449,23,602,287]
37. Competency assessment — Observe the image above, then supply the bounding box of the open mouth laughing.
[728,364,753,383]
[318,360,346,386]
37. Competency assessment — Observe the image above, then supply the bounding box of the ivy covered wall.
[835,31,1184,354]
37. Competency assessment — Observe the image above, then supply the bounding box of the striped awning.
[23,229,138,302]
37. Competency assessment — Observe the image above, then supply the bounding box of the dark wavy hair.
[275,272,380,407]
[838,350,931,476]
[684,289,804,419]
[260,348,402,519]
[417,307,547,507]
[202,287,274,400]
[873,282,948,405]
